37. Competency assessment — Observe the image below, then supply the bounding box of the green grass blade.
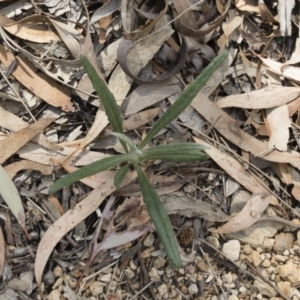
[114,164,130,188]
[139,51,229,149]
[141,143,209,162]
[49,154,132,194]
[135,163,182,268]
[80,55,123,134]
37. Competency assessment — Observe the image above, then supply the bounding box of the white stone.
[228,296,238,300]
[100,273,111,282]
[143,233,155,247]
[157,283,168,296]
[124,268,135,279]
[223,240,241,261]
[188,284,198,295]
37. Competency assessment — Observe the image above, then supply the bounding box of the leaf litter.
[0,0,300,299]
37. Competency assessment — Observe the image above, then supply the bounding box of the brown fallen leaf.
[35,179,116,287]
[216,87,300,109]
[192,93,300,163]
[0,45,73,112]
[194,138,277,203]
[266,105,291,151]
[0,14,60,43]
[214,195,271,234]
[0,118,55,164]
[259,56,300,83]
[123,107,162,131]
[0,106,62,151]
[4,160,53,179]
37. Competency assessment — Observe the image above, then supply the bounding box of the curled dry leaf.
[0,118,55,164]
[214,195,271,234]
[117,20,185,83]
[192,92,300,163]
[174,0,231,37]
[121,0,168,40]
[216,87,300,109]
[35,179,116,287]
[0,46,73,112]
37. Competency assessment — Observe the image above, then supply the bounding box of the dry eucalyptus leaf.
[266,105,291,151]
[192,93,300,162]
[35,179,117,287]
[161,193,230,222]
[0,14,60,43]
[215,195,271,234]
[0,46,73,112]
[277,0,295,36]
[216,87,300,109]
[0,118,55,164]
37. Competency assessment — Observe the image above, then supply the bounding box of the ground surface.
[0,0,300,299]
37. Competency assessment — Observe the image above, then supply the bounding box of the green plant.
[49,50,229,268]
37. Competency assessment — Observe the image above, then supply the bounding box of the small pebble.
[124,268,135,280]
[153,256,166,269]
[223,240,241,261]
[143,233,155,247]
[188,283,198,295]
[262,259,271,268]
[157,283,168,296]
[228,296,238,300]
[243,244,253,255]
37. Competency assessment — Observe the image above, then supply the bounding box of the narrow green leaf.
[134,163,182,268]
[114,164,130,188]
[49,154,133,194]
[141,143,209,162]
[110,132,137,152]
[80,55,123,134]
[139,51,229,149]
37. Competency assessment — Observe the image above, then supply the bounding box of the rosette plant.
[49,50,229,268]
